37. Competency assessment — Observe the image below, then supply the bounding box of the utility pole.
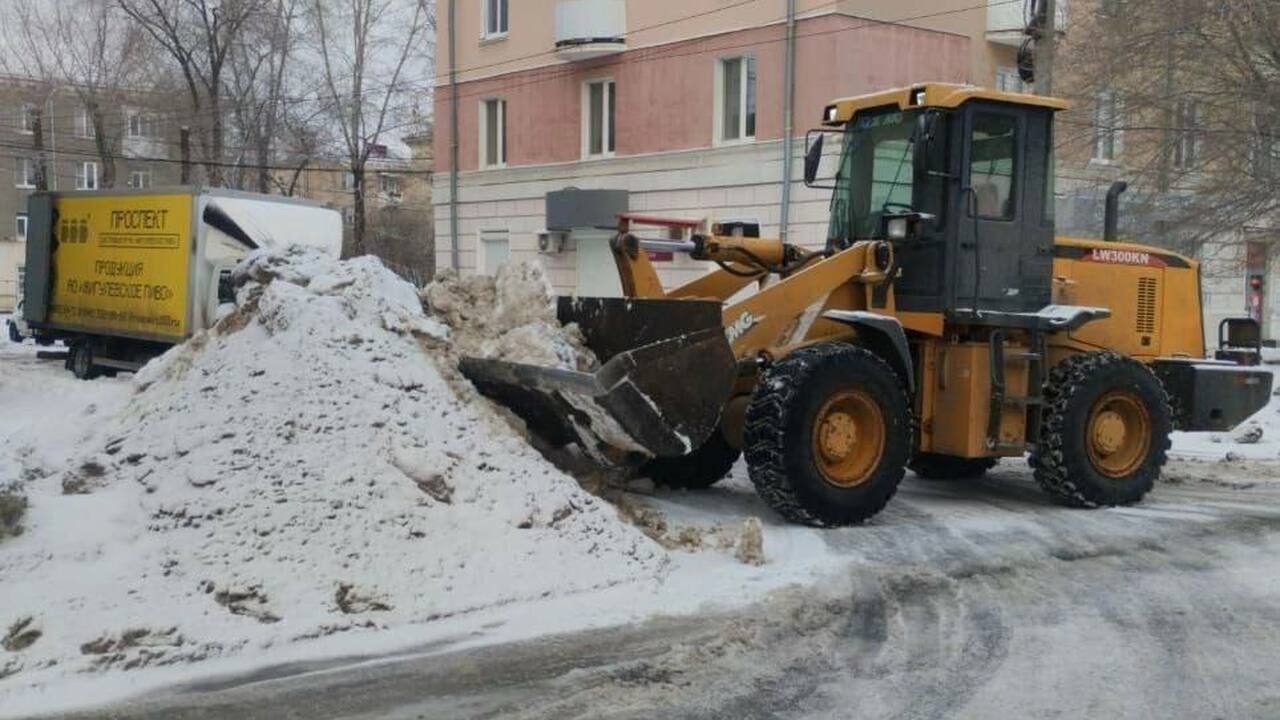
[1034,0,1056,95]
[180,126,192,184]
[32,110,47,192]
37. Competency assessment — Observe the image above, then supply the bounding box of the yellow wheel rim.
[811,389,885,488]
[1085,390,1151,479]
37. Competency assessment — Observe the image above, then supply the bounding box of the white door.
[574,228,622,297]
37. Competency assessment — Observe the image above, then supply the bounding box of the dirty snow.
[0,249,669,709]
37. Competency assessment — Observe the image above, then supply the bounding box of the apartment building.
[433,0,1039,293]
[285,129,435,280]
[0,81,181,311]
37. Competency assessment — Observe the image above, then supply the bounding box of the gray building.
[0,81,183,311]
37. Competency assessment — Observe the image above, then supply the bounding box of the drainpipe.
[778,0,797,243]
[448,0,461,271]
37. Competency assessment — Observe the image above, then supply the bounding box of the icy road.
[62,458,1280,719]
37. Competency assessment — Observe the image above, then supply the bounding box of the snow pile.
[0,248,665,695]
[423,263,595,371]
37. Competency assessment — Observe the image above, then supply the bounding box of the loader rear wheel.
[1032,352,1171,507]
[908,453,998,480]
[744,344,911,527]
[641,427,740,490]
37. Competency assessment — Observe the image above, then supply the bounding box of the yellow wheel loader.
[461,84,1274,526]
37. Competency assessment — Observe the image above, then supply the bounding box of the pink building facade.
[433,1,1022,292]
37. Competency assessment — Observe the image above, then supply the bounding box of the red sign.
[646,251,673,262]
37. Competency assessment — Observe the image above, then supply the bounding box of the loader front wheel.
[1033,352,1171,507]
[744,344,911,526]
[641,427,740,490]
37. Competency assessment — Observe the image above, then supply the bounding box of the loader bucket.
[459,297,735,459]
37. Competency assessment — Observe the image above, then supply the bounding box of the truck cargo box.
[22,187,341,376]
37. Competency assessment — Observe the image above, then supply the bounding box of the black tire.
[744,344,911,527]
[641,427,741,490]
[7,321,21,344]
[1032,352,1171,507]
[909,453,997,480]
[69,344,99,381]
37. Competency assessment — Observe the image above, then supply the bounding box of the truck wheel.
[744,344,911,527]
[641,427,740,490]
[69,344,99,381]
[909,453,997,480]
[7,321,21,344]
[1033,352,1171,507]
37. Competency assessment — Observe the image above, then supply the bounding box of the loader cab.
[812,85,1064,317]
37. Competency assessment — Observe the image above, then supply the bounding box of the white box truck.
[21,187,342,378]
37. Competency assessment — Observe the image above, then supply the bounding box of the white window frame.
[479,98,507,168]
[76,107,94,138]
[16,158,36,189]
[581,78,616,158]
[342,207,355,226]
[380,174,400,195]
[341,171,356,190]
[19,104,37,134]
[1254,111,1280,177]
[714,55,757,145]
[476,228,510,276]
[127,112,158,139]
[1173,97,1201,171]
[15,213,28,243]
[129,170,152,189]
[76,161,99,190]
[1092,89,1122,163]
[482,0,508,39]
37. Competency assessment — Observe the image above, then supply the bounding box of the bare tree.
[117,0,266,187]
[0,0,152,189]
[227,0,303,193]
[309,0,429,255]
[1056,0,1280,251]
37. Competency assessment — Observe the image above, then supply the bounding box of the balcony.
[986,0,1068,47]
[555,0,626,61]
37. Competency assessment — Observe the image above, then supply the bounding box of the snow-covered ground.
[0,256,841,718]
[3,260,1279,719]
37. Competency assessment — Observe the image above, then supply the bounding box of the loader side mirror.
[803,131,824,186]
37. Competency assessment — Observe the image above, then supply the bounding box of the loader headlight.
[886,217,908,240]
[824,104,839,124]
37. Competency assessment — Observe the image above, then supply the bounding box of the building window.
[483,0,508,38]
[76,161,99,190]
[380,174,400,194]
[16,266,24,295]
[1253,112,1279,178]
[16,158,36,189]
[19,104,38,134]
[127,112,159,138]
[583,79,615,157]
[76,107,94,138]
[1092,89,1122,162]
[15,213,28,243]
[478,228,510,276]
[996,67,1029,94]
[717,56,756,143]
[480,98,507,167]
[1172,97,1201,170]
[129,170,152,189]
[342,207,355,226]
[341,172,356,190]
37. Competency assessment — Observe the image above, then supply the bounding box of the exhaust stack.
[1104,181,1128,242]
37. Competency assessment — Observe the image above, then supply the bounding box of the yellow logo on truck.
[47,194,192,340]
